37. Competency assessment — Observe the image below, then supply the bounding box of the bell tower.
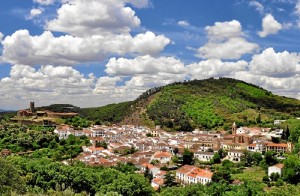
[232,122,237,135]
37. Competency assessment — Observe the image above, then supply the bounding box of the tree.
[218,148,226,158]
[241,150,253,167]
[173,147,179,155]
[265,151,278,166]
[270,172,280,181]
[164,172,177,187]
[241,151,263,167]
[256,113,261,124]
[212,152,221,164]
[212,169,232,183]
[96,141,108,149]
[182,148,194,165]
[143,166,153,182]
[283,155,300,184]
[222,160,235,169]
[251,152,263,166]
[282,125,290,141]
[102,174,154,196]
[0,158,26,194]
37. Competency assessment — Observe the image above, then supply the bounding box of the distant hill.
[36,104,80,113]
[79,78,300,131]
[80,101,134,124]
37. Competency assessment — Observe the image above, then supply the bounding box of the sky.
[0,0,300,110]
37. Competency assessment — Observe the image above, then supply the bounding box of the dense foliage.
[37,104,80,113]
[4,157,153,196]
[145,78,300,131]
[79,101,134,123]
[0,124,90,160]
[65,116,91,128]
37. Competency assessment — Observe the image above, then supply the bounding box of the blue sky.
[0,0,299,110]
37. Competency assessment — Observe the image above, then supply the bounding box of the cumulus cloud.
[198,38,259,60]
[197,20,259,59]
[188,46,300,100]
[258,14,282,37]
[249,1,264,14]
[0,65,131,110]
[227,47,300,100]
[177,20,190,27]
[296,0,300,15]
[92,55,187,99]
[45,0,141,36]
[33,0,55,5]
[0,64,97,109]
[232,71,300,100]
[0,32,3,41]
[105,55,186,76]
[204,20,242,41]
[102,55,186,92]
[125,0,150,8]
[1,30,170,66]
[26,8,44,20]
[249,47,300,77]
[187,59,248,80]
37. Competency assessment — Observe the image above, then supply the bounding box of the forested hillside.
[79,101,134,124]
[80,78,300,131]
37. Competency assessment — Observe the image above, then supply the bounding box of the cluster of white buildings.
[53,123,293,188]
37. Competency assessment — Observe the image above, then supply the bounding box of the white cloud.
[105,55,186,76]
[0,64,100,109]
[92,55,187,99]
[249,1,264,14]
[197,20,259,59]
[26,8,44,20]
[0,32,3,41]
[204,20,242,41]
[249,47,300,77]
[232,71,300,100]
[125,0,150,8]
[187,59,248,80]
[0,64,93,97]
[33,0,55,5]
[296,0,300,15]
[258,14,282,37]
[1,30,170,66]
[177,20,190,27]
[198,37,259,60]
[45,0,141,36]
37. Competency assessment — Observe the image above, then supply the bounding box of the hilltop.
[79,78,300,131]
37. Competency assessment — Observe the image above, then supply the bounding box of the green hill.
[80,78,300,131]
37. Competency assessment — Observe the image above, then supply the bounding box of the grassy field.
[232,166,266,182]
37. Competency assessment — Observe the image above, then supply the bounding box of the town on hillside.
[53,121,292,190]
[0,101,298,193]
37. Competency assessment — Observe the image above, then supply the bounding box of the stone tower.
[30,102,36,113]
[232,122,237,135]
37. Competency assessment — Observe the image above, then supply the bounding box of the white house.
[268,163,284,177]
[140,163,160,176]
[176,165,213,185]
[152,151,172,164]
[194,151,214,162]
[228,149,244,162]
[54,125,72,140]
[247,142,266,154]
[83,146,105,155]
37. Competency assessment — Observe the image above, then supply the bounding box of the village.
[54,121,292,190]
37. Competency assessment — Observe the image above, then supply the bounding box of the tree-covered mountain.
[36,104,80,113]
[80,78,300,131]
